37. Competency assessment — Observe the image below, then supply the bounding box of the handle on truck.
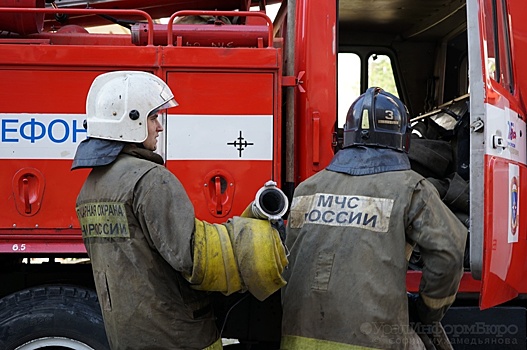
[166,10,274,47]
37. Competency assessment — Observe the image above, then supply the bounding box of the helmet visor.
[148,98,178,117]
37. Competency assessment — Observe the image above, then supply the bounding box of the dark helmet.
[343,87,411,152]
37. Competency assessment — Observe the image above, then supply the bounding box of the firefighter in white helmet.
[280,87,467,349]
[72,71,287,350]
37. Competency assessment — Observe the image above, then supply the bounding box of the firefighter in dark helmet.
[280,87,467,350]
[72,71,287,350]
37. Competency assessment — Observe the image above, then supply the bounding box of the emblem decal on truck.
[508,164,519,243]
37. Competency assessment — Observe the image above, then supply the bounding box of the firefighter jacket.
[281,148,467,350]
[75,144,218,349]
[74,141,287,349]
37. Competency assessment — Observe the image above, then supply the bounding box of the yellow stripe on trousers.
[203,338,223,350]
[281,335,380,350]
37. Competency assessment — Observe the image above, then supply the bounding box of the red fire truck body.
[1,0,527,348]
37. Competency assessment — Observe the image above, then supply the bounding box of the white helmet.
[86,71,178,142]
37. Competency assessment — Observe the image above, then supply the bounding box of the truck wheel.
[0,285,109,350]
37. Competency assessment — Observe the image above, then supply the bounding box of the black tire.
[0,285,110,350]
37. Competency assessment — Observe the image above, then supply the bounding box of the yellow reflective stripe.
[421,293,456,309]
[203,338,222,350]
[281,335,380,350]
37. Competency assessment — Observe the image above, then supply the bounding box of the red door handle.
[12,168,45,217]
[214,176,223,214]
[22,178,31,214]
[203,170,235,218]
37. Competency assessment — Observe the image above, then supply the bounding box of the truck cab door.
[467,0,527,309]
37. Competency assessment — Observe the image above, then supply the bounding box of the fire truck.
[0,0,526,349]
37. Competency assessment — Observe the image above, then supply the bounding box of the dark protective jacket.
[281,148,467,350]
[75,144,219,350]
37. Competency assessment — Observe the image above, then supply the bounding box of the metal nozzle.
[251,180,289,221]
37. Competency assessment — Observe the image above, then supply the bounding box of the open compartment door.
[468,0,527,309]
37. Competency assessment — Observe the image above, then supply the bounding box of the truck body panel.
[2,0,527,348]
[467,0,527,308]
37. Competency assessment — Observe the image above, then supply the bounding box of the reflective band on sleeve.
[421,293,456,310]
[281,335,379,350]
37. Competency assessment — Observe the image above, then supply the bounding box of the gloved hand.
[407,293,445,325]
[407,292,421,324]
[407,293,454,350]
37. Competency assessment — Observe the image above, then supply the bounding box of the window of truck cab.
[483,0,514,95]
[337,52,399,128]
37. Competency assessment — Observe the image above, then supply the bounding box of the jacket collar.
[71,139,164,170]
[326,146,410,175]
